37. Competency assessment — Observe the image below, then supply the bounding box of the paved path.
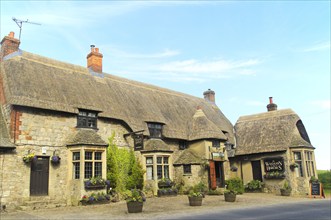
[1,193,329,219]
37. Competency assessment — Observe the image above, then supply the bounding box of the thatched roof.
[234,109,313,156]
[0,106,15,149]
[174,149,204,165]
[141,139,173,152]
[1,51,234,142]
[66,129,108,146]
[188,109,227,141]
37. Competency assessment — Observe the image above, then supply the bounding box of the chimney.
[0,32,20,61]
[203,89,215,103]
[267,97,278,111]
[87,45,103,73]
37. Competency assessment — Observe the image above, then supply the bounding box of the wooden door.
[30,157,49,195]
[209,161,217,190]
[251,160,263,182]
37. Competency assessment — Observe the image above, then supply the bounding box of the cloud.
[303,41,330,52]
[310,100,331,110]
[109,57,262,82]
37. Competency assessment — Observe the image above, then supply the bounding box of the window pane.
[183,165,191,174]
[164,165,169,179]
[84,162,93,179]
[157,165,162,179]
[94,162,102,177]
[73,162,80,179]
[146,166,153,180]
[73,152,80,160]
[163,157,169,164]
[85,152,92,160]
[95,152,102,160]
[146,157,153,164]
[157,157,162,164]
[294,152,301,160]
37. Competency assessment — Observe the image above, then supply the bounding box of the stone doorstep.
[20,198,66,211]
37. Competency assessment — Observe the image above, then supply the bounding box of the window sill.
[183,174,192,176]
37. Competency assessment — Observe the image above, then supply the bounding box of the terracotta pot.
[188,196,203,206]
[127,201,143,213]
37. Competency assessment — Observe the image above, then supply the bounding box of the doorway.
[251,160,263,182]
[30,157,49,195]
[215,161,225,187]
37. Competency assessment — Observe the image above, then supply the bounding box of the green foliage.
[245,180,264,192]
[124,188,143,203]
[225,177,244,194]
[318,170,331,189]
[106,133,145,194]
[193,181,208,195]
[224,189,238,195]
[207,189,223,195]
[282,180,291,190]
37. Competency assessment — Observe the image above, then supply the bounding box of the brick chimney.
[203,89,215,103]
[0,32,20,61]
[87,45,103,73]
[267,97,278,111]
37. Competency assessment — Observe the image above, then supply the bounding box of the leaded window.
[183,165,191,174]
[77,110,98,129]
[147,123,163,138]
[294,152,304,177]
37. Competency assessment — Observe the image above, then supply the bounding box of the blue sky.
[1,1,330,170]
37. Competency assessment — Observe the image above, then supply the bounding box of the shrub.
[245,180,264,192]
[193,181,208,195]
[225,177,244,194]
[318,170,331,189]
[207,189,223,195]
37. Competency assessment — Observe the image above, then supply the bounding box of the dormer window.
[77,110,98,129]
[212,140,220,148]
[179,141,187,150]
[147,123,162,138]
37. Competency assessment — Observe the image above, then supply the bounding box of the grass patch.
[323,188,331,198]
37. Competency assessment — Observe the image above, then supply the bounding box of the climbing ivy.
[106,133,145,194]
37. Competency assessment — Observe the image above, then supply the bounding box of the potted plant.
[280,180,292,196]
[245,180,264,192]
[80,192,110,205]
[23,153,36,163]
[84,176,107,189]
[224,190,237,202]
[124,188,144,213]
[188,190,203,206]
[50,155,61,165]
[289,163,298,171]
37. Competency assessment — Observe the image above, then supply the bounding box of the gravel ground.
[1,193,328,220]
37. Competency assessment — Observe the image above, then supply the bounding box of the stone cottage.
[231,97,317,195]
[0,32,235,209]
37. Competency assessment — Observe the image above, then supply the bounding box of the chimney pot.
[87,45,103,73]
[203,89,215,104]
[267,97,277,112]
[1,31,20,61]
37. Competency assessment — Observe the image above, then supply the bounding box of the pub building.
[0,32,317,210]
[231,97,317,195]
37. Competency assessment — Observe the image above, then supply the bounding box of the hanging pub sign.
[264,157,284,172]
[133,133,144,150]
[212,152,224,161]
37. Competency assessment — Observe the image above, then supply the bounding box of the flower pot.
[224,193,236,202]
[127,201,143,213]
[280,189,291,196]
[188,196,203,206]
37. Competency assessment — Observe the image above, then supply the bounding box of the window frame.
[305,151,315,177]
[77,110,98,129]
[212,140,220,148]
[147,123,163,138]
[145,155,170,180]
[293,151,304,177]
[183,164,192,175]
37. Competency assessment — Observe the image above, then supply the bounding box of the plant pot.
[127,201,143,213]
[224,193,236,202]
[280,189,291,196]
[188,196,203,206]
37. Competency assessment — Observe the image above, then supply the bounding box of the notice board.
[310,182,324,198]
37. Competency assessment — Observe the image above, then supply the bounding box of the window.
[212,140,220,148]
[147,123,163,138]
[293,152,304,177]
[179,141,187,150]
[305,151,315,177]
[145,155,169,180]
[72,150,103,179]
[77,110,98,129]
[296,120,311,144]
[73,152,80,179]
[146,157,154,180]
[183,165,191,174]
